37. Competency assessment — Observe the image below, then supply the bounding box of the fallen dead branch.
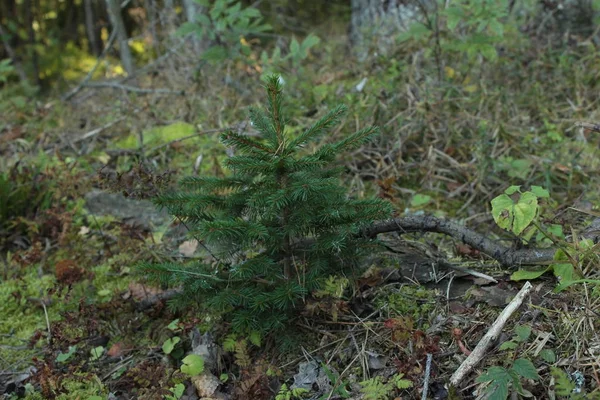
[364,215,557,266]
[449,281,533,386]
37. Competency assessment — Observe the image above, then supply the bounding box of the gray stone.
[84,189,171,230]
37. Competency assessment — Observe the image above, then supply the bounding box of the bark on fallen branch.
[363,215,557,267]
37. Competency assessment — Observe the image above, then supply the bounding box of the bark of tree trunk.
[84,0,101,56]
[24,0,41,87]
[182,0,206,54]
[350,0,426,60]
[105,0,134,75]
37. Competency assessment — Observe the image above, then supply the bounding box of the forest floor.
[2,27,600,400]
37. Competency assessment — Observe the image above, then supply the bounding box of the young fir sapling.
[138,75,392,338]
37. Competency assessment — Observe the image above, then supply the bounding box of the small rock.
[192,372,221,398]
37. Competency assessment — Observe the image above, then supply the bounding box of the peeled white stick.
[450,281,533,386]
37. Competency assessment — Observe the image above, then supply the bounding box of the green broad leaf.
[176,22,200,37]
[194,0,210,6]
[397,22,431,42]
[555,278,600,293]
[90,346,104,360]
[171,383,185,397]
[537,224,564,242]
[97,289,111,297]
[56,346,77,363]
[167,319,181,331]
[162,336,181,355]
[290,38,300,56]
[510,267,549,281]
[88,397,104,400]
[301,34,320,50]
[196,14,211,28]
[505,185,521,195]
[530,186,549,198]
[488,20,504,36]
[485,381,509,400]
[515,325,531,342]
[444,7,464,30]
[491,194,514,231]
[507,159,532,179]
[477,366,511,383]
[539,349,556,363]
[499,340,518,350]
[181,354,205,376]
[411,194,432,207]
[491,191,538,236]
[201,46,229,62]
[511,358,540,380]
[552,263,576,282]
[512,192,538,235]
[479,44,497,62]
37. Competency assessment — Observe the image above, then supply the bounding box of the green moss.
[56,373,107,400]
[114,122,196,150]
[0,270,58,344]
[377,285,437,328]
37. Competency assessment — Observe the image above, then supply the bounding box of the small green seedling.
[180,354,204,376]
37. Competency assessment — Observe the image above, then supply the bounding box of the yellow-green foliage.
[55,373,107,400]
[378,285,436,327]
[114,122,197,149]
[0,269,57,341]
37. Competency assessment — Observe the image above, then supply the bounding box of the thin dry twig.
[449,281,533,386]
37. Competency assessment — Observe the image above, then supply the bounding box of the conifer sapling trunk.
[139,75,392,338]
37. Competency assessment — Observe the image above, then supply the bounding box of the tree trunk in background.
[182,0,206,54]
[105,0,134,75]
[24,0,41,87]
[84,0,100,56]
[350,0,425,60]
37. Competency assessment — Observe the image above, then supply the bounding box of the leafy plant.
[138,75,391,340]
[0,59,15,84]
[319,364,350,399]
[498,325,557,364]
[398,0,523,80]
[491,185,548,237]
[164,383,185,400]
[549,368,600,399]
[162,336,181,355]
[56,346,77,363]
[260,34,321,75]
[180,354,205,376]
[359,374,412,400]
[477,358,540,400]
[275,384,309,400]
[89,346,105,361]
[492,186,600,290]
[177,0,271,64]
